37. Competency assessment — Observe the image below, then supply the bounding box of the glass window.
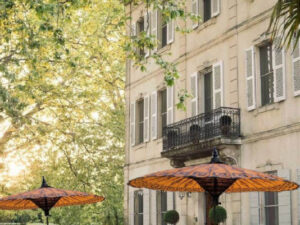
[137,99,144,144]
[259,42,274,106]
[264,171,279,225]
[203,0,211,22]
[134,190,143,225]
[204,69,213,113]
[137,17,145,57]
[157,191,167,225]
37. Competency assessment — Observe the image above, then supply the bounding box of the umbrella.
[0,177,105,225]
[128,148,299,206]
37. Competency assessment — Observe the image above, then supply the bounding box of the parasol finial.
[210,148,223,164]
[41,176,50,188]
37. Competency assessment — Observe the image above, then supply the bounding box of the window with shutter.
[192,0,199,29]
[151,10,158,53]
[211,0,220,17]
[191,72,199,116]
[245,47,256,111]
[137,99,144,145]
[272,42,286,102]
[157,191,167,225]
[292,38,300,96]
[130,102,136,146]
[158,89,167,138]
[134,190,144,225]
[212,61,223,109]
[151,91,158,140]
[167,86,174,125]
[277,169,291,225]
[167,20,174,44]
[136,17,145,57]
[144,95,150,142]
[249,192,260,225]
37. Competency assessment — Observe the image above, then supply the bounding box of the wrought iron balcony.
[162,107,241,166]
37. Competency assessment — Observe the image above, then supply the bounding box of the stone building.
[124,0,300,224]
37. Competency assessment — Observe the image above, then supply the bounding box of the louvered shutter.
[211,0,220,17]
[130,102,136,146]
[297,169,300,225]
[129,190,134,225]
[212,61,223,109]
[167,86,174,125]
[191,72,198,116]
[150,190,157,225]
[249,192,260,225]
[131,22,137,37]
[167,20,174,44]
[151,10,158,53]
[143,189,150,225]
[278,169,292,225]
[144,13,150,57]
[192,0,199,29]
[151,91,158,140]
[292,38,300,96]
[273,43,286,102]
[167,192,174,210]
[144,95,150,142]
[245,47,256,111]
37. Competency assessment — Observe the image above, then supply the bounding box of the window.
[137,17,145,57]
[158,12,168,49]
[204,68,213,113]
[136,99,144,144]
[157,191,167,225]
[203,0,211,22]
[158,89,167,138]
[134,190,143,225]
[264,171,279,225]
[259,42,274,106]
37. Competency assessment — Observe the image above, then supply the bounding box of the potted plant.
[164,210,180,225]
[219,115,232,136]
[190,124,201,144]
[167,130,178,148]
[208,205,227,225]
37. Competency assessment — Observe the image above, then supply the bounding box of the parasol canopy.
[0,177,104,224]
[129,148,299,205]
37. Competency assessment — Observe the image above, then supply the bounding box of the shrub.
[208,206,227,225]
[163,210,180,224]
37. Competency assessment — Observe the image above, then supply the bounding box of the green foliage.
[208,206,227,225]
[269,0,300,49]
[163,210,180,224]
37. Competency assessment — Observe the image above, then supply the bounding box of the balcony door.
[204,70,213,113]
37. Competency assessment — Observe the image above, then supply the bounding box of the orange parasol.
[0,177,104,225]
[129,148,299,206]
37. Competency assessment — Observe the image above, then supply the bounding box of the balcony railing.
[162,107,241,152]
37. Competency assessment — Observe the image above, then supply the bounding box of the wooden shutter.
[150,190,157,225]
[249,192,260,225]
[167,86,174,125]
[151,91,158,140]
[212,61,223,109]
[273,44,286,102]
[131,22,137,37]
[292,38,300,96]
[278,169,292,225]
[130,102,136,146]
[297,168,300,225]
[211,0,220,17]
[167,192,174,210]
[191,72,198,116]
[129,189,134,225]
[245,47,256,111]
[144,13,150,57]
[167,20,174,44]
[192,0,199,29]
[143,189,150,225]
[151,10,158,53]
[144,95,150,142]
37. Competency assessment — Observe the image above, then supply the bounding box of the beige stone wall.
[125,0,300,225]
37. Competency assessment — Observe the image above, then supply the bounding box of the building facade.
[124,0,300,225]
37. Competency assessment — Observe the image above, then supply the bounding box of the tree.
[269,0,300,49]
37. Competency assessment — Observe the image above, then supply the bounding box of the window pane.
[204,0,211,22]
[204,71,213,113]
[162,23,167,47]
[265,206,279,225]
[137,100,144,144]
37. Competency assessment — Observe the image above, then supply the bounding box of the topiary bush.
[163,210,180,224]
[208,205,227,225]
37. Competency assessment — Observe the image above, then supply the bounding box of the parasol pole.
[46,216,49,225]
